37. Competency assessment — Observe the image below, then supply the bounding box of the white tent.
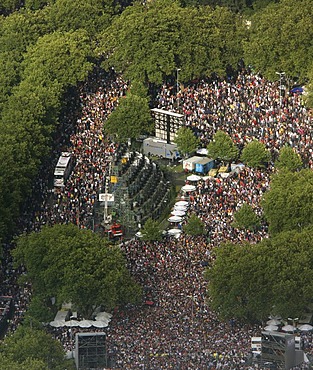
[78,320,94,328]
[298,324,313,332]
[281,324,296,332]
[266,319,281,326]
[64,320,80,327]
[186,174,202,182]
[171,210,186,216]
[181,184,196,192]
[167,229,182,236]
[175,201,189,206]
[95,312,112,322]
[174,204,188,210]
[268,314,282,320]
[168,216,183,223]
[196,148,208,155]
[264,325,278,332]
[92,321,108,328]
[49,320,66,328]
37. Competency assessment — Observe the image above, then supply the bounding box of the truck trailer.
[143,137,180,160]
[182,156,203,172]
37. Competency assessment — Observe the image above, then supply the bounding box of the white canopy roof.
[181,184,196,192]
[168,215,183,223]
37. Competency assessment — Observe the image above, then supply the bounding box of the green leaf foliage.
[0,326,66,370]
[232,202,260,231]
[104,92,153,143]
[0,10,50,112]
[275,146,303,172]
[243,0,313,81]
[240,139,271,168]
[141,218,163,241]
[47,0,114,36]
[206,226,313,322]
[174,127,200,157]
[183,213,205,236]
[206,130,239,163]
[0,354,48,370]
[205,241,271,321]
[21,30,94,88]
[13,224,142,318]
[97,0,245,84]
[262,169,313,235]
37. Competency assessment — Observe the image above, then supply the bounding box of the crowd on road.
[1,67,313,369]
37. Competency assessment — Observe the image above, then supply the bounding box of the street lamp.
[276,71,285,106]
[176,68,181,111]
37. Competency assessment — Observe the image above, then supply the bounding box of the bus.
[54,152,74,189]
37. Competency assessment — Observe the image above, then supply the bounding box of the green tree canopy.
[243,0,313,81]
[47,0,114,36]
[205,226,313,322]
[0,9,50,112]
[174,127,200,157]
[141,218,163,241]
[104,92,153,143]
[206,130,239,163]
[232,202,260,231]
[0,354,48,370]
[262,169,313,235]
[97,0,245,84]
[183,213,205,236]
[0,326,66,370]
[240,139,271,168]
[13,224,142,318]
[205,241,270,321]
[21,30,94,88]
[275,146,303,172]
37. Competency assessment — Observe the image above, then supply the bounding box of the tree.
[232,202,260,231]
[205,241,272,321]
[206,130,239,163]
[0,0,23,15]
[104,92,153,143]
[46,0,114,37]
[205,226,313,322]
[13,224,142,318]
[240,139,271,168]
[275,146,303,172]
[141,218,163,241]
[21,30,94,88]
[262,169,313,235]
[0,354,48,370]
[174,127,200,157]
[243,0,313,81]
[1,326,66,370]
[183,213,205,236]
[263,227,313,318]
[0,9,50,113]
[97,0,245,84]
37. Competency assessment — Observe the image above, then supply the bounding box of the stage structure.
[75,332,107,370]
[259,331,306,369]
[151,108,185,143]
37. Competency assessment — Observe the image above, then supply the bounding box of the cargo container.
[182,156,202,172]
[195,158,215,174]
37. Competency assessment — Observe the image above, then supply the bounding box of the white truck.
[143,137,180,160]
[54,152,74,189]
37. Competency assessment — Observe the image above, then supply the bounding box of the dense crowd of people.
[1,67,313,369]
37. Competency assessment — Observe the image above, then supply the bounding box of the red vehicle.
[107,223,123,239]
